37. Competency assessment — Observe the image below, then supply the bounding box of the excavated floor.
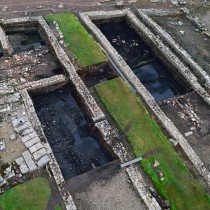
[97,20,190,102]
[31,84,112,180]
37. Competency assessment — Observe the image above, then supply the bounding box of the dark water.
[32,85,111,180]
[97,21,189,102]
[7,29,45,52]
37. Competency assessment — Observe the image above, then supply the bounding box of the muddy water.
[7,29,45,52]
[32,85,111,180]
[97,21,189,102]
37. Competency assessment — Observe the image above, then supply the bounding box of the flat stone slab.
[16,156,25,165]
[37,155,50,168]
[29,142,44,154]
[28,131,38,139]
[21,127,34,136]
[19,164,29,174]
[33,148,47,161]
[15,122,31,133]
[21,135,31,143]
[25,137,40,148]
[22,150,37,171]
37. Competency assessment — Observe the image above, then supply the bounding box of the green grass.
[95,78,210,210]
[54,204,62,210]
[1,177,51,210]
[46,13,107,68]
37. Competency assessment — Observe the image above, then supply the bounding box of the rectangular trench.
[95,19,191,102]
[30,83,113,180]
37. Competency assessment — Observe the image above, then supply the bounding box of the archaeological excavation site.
[0,1,210,210]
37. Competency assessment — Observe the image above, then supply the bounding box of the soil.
[0,46,63,83]
[66,160,147,210]
[0,122,26,164]
[152,15,210,76]
[160,91,210,170]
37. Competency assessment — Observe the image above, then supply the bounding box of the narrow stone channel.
[97,21,189,102]
[31,85,111,180]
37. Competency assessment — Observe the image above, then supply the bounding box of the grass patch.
[55,204,62,210]
[1,177,51,210]
[46,13,107,68]
[95,77,210,210]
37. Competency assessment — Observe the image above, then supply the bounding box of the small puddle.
[31,85,111,180]
[6,29,45,52]
[97,21,189,102]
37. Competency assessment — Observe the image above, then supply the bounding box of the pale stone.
[25,137,40,148]
[33,148,47,161]
[29,142,44,154]
[37,155,50,168]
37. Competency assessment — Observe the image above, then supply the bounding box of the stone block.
[29,142,44,154]
[37,155,50,168]
[21,135,31,143]
[10,133,17,141]
[25,137,40,148]
[21,127,34,136]
[28,131,38,139]
[16,156,25,165]
[0,176,7,187]
[22,151,37,171]
[33,148,47,161]
[19,164,29,174]
[15,122,31,133]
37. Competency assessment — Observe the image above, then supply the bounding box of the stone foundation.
[79,9,210,187]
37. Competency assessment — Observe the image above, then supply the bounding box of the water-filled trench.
[97,21,189,102]
[31,85,111,180]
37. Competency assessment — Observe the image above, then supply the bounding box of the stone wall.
[94,120,160,210]
[79,9,210,188]
[136,9,210,88]
[0,26,12,55]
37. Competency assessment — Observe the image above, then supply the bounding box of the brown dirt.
[152,14,210,76]
[0,46,63,83]
[0,122,26,164]
[160,91,210,170]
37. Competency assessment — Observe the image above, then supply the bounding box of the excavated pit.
[97,20,190,102]
[31,84,112,180]
[78,63,119,87]
[6,28,46,53]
